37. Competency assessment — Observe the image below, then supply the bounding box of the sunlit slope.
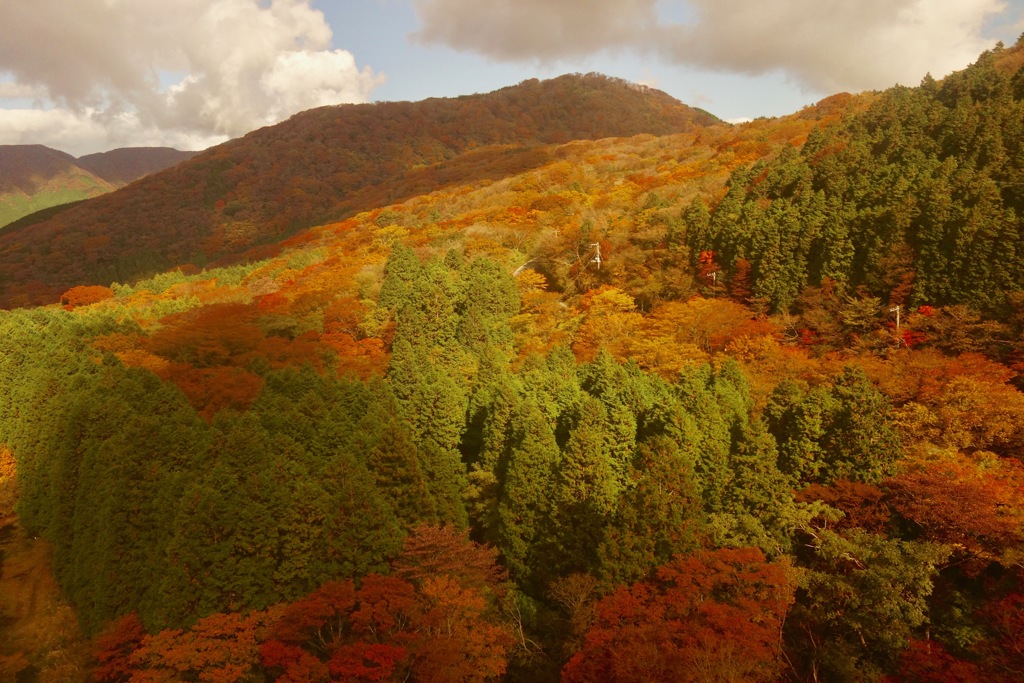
[0,74,721,308]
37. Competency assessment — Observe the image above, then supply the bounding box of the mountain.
[0,144,197,231]
[76,147,198,185]
[0,145,115,228]
[0,145,87,193]
[0,74,720,308]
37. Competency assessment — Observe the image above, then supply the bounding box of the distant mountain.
[0,74,721,308]
[0,144,196,230]
[76,147,198,186]
[0,145,87,193]
[0,145,115,228]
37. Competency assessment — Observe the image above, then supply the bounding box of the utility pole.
[890,305,904,346]
[706,270,718,297]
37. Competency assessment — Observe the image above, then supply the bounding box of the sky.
[1,0,1023,157]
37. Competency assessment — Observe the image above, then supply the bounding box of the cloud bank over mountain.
[0,0,382,154]
[413,0,1015,92]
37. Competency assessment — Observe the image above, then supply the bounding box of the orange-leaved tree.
[103,610,275,682]
[884,454,1024,570]
[60,284,114,309]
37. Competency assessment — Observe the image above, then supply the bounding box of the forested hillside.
[0,74,718,309]
[690,44,1024,319]
[2,42,1024,682]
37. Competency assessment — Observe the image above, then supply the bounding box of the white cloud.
[0,108,227,156]
[0,0,383,153]
[412,0,660,61]
[663,0,1009,92]
[0,109,106,151]
[412,0,1013,92]
[261,50,380,120]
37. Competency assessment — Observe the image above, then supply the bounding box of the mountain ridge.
[0,144,84,194]
[75,147,198,186]
[0,73,722,308]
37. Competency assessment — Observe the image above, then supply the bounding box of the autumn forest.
[2,39,1024,683]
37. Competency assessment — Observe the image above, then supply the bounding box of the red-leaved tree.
[562,547,796,683]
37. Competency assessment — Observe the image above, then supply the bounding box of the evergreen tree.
[821,366,902,483]
[711,418,801,556]
[598,436,701,588]
[674,364,733,511]
[459,256,520,357]
[377,244,425,314]
[156,413,282,626]
[354,379,438,527]
[388,338,469,525]
[318,449,404,579]
[551,396,619,575]
[497,400,559,587]
[367,422,437,528]
[768,367,901,485]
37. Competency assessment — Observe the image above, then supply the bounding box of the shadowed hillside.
[76,147,198,186]
[0,145,88,194]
